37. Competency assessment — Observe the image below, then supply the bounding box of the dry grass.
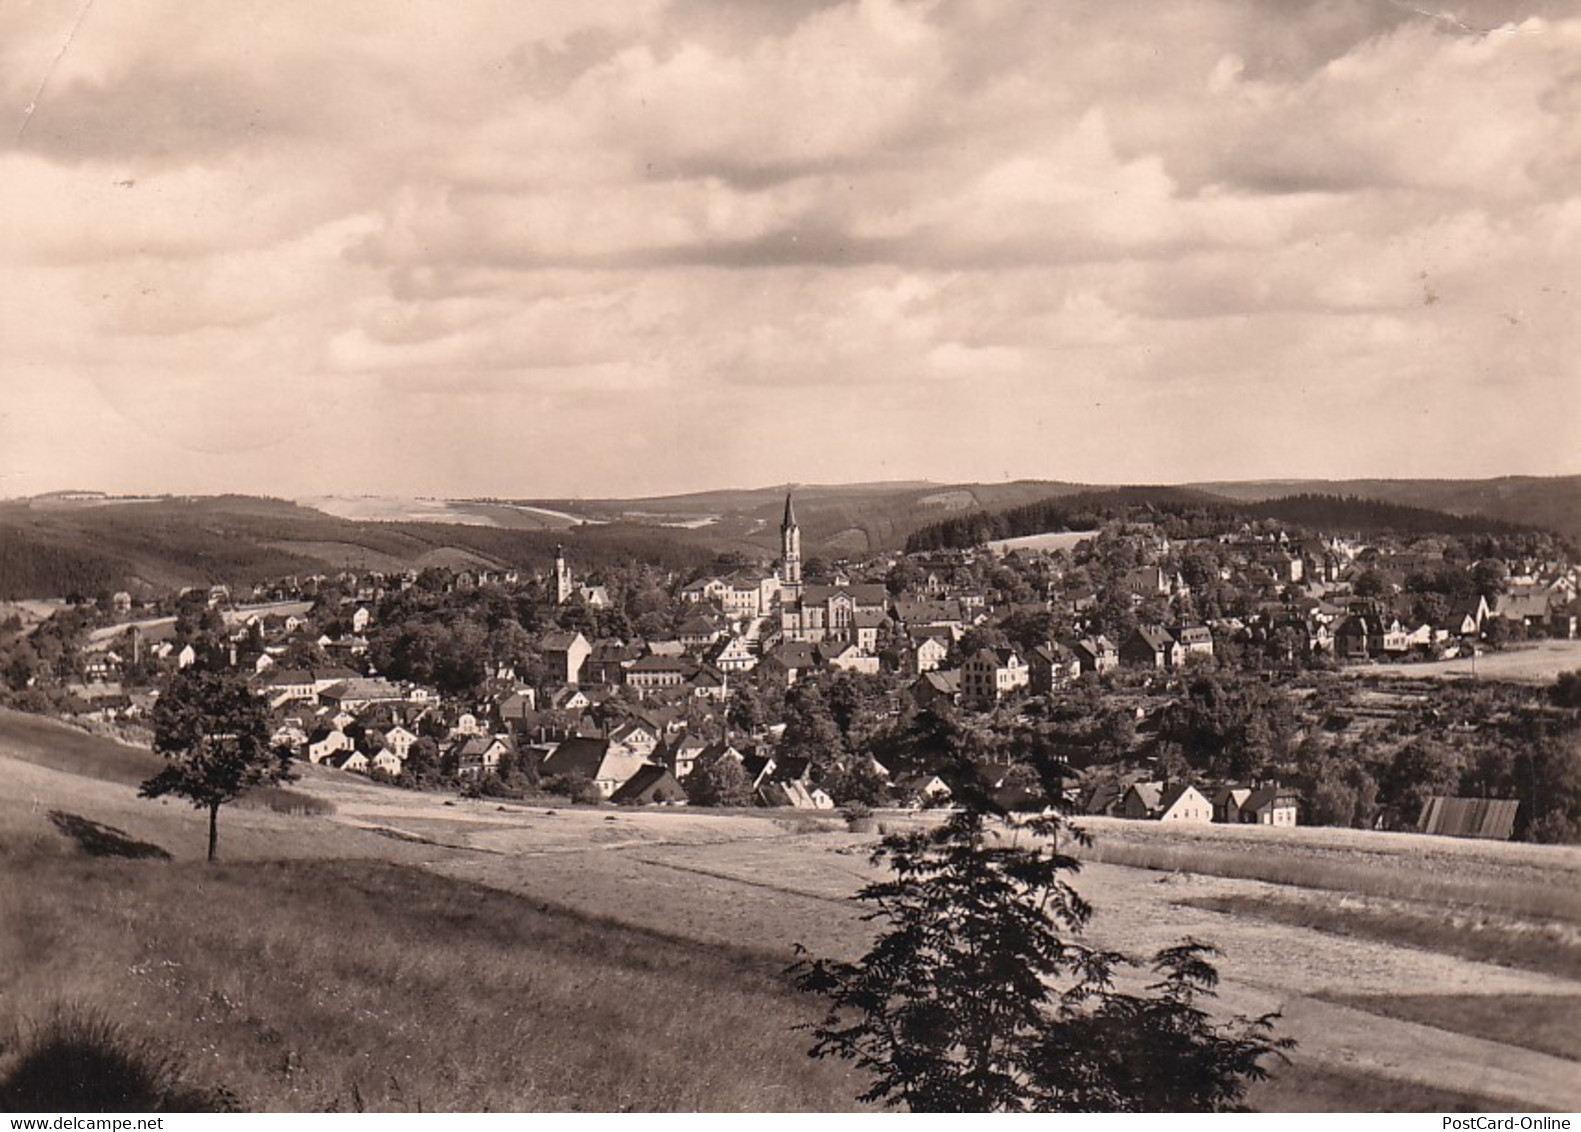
[0,707,331,817]
[1249,1063,1523,1114]
[0,852,869,1113]
[1323,995,1581,1065]
[8,705,1580,1113]
[1341,639,1581,685]
[1075,825,1581,926]
[0,708,164,787]
[1182,892,1581,982]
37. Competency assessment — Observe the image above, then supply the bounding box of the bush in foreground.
[0,1006,240,1113]
[790,788,1293,1112]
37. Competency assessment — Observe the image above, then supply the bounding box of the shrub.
[684,751,754,807]
[0,1006,241,1113]
[790,783,1292,1111]
[544,773,603,806]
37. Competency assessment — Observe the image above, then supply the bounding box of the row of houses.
[1087,780,1300,826]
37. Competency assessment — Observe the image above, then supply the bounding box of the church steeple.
[554,544,574,604]
[780,490,802,590]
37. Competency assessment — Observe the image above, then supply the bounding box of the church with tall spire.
[775,488,888,644]
[778,489,802,598]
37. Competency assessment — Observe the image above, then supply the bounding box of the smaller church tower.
[780,491,802,593]
[554,544,574,605]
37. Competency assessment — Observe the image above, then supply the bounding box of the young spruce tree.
[789,761,1291,1112]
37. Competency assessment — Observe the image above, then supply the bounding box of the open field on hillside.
[985,530,1097,555]
[1342,639,1581,684]
[4,711,1581,1111]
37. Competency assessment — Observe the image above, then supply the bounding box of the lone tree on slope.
[789,756,1292,1112]
[141,668,294,861]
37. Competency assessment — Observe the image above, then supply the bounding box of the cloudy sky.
[2,0,1578,500]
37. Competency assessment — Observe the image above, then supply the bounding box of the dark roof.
[801,583,889,605]
[1242,785,1297,814]
[783,491,797,528]
[916,670,960,694]
[610,764,684,804]
[765,642,819,669]
[1157,782,1202,813]
[541,737,609,779]
[1132,626,1174,651]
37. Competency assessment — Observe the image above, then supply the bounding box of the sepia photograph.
[1,0,1580,1117]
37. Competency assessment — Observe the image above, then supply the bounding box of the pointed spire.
[782,490,798,530]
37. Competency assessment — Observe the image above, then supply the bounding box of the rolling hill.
[1193,477,1581,547]
[1,473,1575,599]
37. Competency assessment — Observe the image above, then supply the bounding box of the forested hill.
[1195,476,1581,547]
[1240,494,1542,539]
[903,489,1235,552]
[905,489,1564,553]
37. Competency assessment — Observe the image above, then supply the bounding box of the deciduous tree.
[140,668,293,861]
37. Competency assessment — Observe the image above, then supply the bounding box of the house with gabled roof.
[1212,786,1252,824]
[781,582,889,644]
[820,639,880,675]
[451,735,512,777]
[541,631,592,685]
[657,733,711,779]
[1120,626,1183,670]
[760,641,821,686]
[911,630,951,674]
[540,737,652,798]
[1122,781,1211,822]
[307,726,353,764]
[758,779,835,810]
[677,614,727,649]
[624,653,695,693]
[1172,624,1214,660]
[325,748,369,773]
[611,764,686,805]
[960,647,1028,708]
[1241,785,1299,826]
[707,634,758,674]
[1067,635,1119,676]
[607,721,660,758]
[910,669,960,709]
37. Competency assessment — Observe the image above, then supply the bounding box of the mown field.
[3,709,1581,1112]
[1341,639,1581,684]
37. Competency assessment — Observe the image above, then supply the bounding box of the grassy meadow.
[5,709,1581,1112]
[0,851,868,1112]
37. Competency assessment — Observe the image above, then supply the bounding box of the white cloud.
[3,0,1579,498]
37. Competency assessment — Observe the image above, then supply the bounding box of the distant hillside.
[5,474,1575,598]
[1241,494,1540,540]
[905,486,1563,553]
[514,480,1095,558]
[0,496,724,600]
[905,487,1235,551]
[1194,477,1581,546]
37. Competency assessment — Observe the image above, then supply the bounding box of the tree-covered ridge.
[906,490,1560,553]
[904,489,1239,552]
[1243,494,1544,540]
